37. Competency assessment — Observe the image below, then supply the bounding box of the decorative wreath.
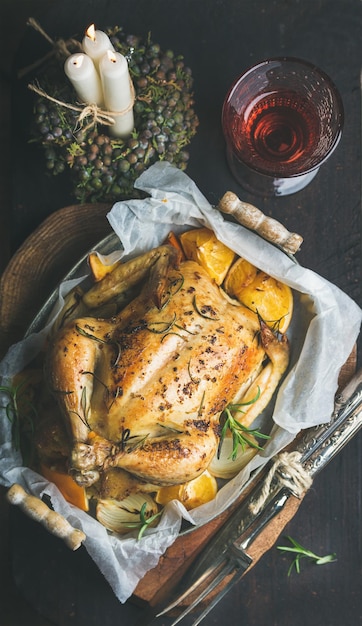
[29,24,199,203]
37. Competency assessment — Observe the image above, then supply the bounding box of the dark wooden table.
[1,1,361,625]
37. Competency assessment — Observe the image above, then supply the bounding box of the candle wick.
[86,23,97,42]
[72,54,84,68]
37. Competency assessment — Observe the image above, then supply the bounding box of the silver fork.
[154,370,362,626]
[156,486,293,626]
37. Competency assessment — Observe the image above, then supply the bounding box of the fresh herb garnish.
[277,536,337,576]
[187,359,201,384]
[166,273,184,298]
[161,331,186,342]
[76,324,108,343]
[197,391,206,416]
[147,313,177,334]
[68,386,91,430]
[75,325,121,367]
[119,427,149,453]
[123,501,162,540]
[192,295,220,320]
[0,379,37,453]
[217,390,270,460]
[157,423,183,434]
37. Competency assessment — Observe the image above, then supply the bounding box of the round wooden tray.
[0,203,112,357]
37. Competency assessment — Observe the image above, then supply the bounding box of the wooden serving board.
[0,203,112,357]
[0,204,356,610]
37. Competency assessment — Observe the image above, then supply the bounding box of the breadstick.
[218,191,303,255]
[6,483,86,550]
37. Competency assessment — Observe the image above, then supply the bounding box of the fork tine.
[159,558,236,626]
[156,552,227,616]
[188,563,247,626]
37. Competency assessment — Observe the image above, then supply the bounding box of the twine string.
[27,17,55,45]
[18,18,83,78]
[27,17,83,58]
[21,18,136,132]
[249,451,313,515]
[28,82,135,132]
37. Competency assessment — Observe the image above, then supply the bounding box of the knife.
[155,368,362,625]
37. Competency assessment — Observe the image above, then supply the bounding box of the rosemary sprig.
[187,359,201,384]
[107,385,122,410]
[120,427,131,451]
[217,389,270,460]
[69,388,91,430]
[161,331,185,343]
[146,313,177,334]
[123,502,162,540]
[119,427,149,452]
[83,370,108,394]
[167,273,184,297]
[75,325,121,367]
[127,433,149,453]
[198,391,206,416]
[192,295,220,321]
[158,273,185,310]
[0,380,37,454]
[277,536,337,576]
[76,324,108,343]
[174,323,197,336]
[138,502,162,540]
[157,423,183,434]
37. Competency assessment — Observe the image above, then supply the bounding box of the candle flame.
[86,23,96,41]
[107,50,117,63]
[73,54,84,68]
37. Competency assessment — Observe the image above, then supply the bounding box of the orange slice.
[41,463,89,512]
[223,257,258,295]
[155,484,182,506]
[181,470,218,509]
[180,228,235,285]
[155,470,217,510]
[227,269,293,334]
[88,252,121,282]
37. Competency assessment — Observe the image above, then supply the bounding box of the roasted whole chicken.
[46,240,290,490]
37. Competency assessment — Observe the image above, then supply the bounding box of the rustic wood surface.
[0,1,361,625]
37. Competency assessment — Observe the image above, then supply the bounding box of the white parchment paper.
[0,162,361,602]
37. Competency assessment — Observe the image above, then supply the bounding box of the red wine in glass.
[222,58,343,196]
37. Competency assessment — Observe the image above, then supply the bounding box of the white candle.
[82,24,115,71]
[99,50,134,138]
[64,53,103,105]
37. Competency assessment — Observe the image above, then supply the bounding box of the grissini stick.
[218,191,303,255]
[6,483,86,550]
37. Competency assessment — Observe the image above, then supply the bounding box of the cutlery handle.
[218,191,303,254]
[299,376,362,476]
[6,483,86,550]
[189,369,362,584]
[234,488,291,552]
[239,371,362,547]
[235,490,305,572]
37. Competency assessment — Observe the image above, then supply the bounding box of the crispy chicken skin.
[47,259,288,486]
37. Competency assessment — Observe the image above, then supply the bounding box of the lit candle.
[99,50,134,138]
[64,53,103,105]
[82,24,115,71]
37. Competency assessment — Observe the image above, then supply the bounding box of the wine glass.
[221,57,344,196]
